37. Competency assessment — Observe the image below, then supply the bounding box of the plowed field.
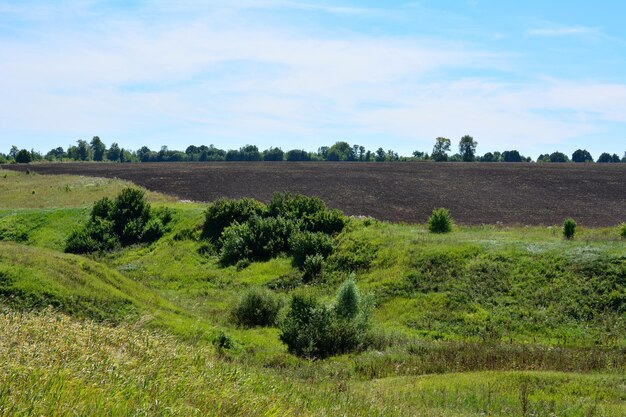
[4,162,625,226]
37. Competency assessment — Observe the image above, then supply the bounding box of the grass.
[1,309,624,416]
[0,169,174,209]
[1,168,625,415]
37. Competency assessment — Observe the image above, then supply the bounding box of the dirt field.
[3,162,625,226]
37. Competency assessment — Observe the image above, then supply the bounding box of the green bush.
[268,192,326,219]
[428,208,453,234]
[302,208,346,235]
[232,287,283,327]
[562,218,577,239]
[279,277,372,358]
[202,198,266,242]
[65,188,165,253]
[289,231,334,269]
[302,253,324,282]
[618,223,626,239]
[219,216,297,265]
[65,218,119,254]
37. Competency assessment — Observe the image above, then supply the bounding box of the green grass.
[0,169,625,415]
[1,309,624,416]
[0,169,174,209]
[0,241,214,340]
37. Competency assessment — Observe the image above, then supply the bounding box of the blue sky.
[1,0,625,158]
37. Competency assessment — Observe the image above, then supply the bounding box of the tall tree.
[76,140,91,161]
[459,135,477,162]
[90,136,106,161]
[432,137,451,161]
[107,143,121,162]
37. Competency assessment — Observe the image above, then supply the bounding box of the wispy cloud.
[527,26,600,37]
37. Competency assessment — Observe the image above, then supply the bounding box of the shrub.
[65,188,165,253]
[232,287,283,327]
[302,253,324,282]
[65,218,119,254]
[289,231,334,268]
[202,198,266,242]
[428,208,453,234]
[619,223,626,239]
[279,277,372,358]
[563,218,577,240]
[268,192,326,219]
[109,188,151,244]
[302,208,346,235]
[141,218,165,243]
[219,216,297,265]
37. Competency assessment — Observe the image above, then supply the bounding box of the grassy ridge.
[0,241,214,339]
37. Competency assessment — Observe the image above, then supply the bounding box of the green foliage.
[563,218,577,239]
[219,216,297,265]
[232,287,283,327]
[618,223,626,239]
[65,188,167,253]
[15,149,32,164]
[302,208,346,235]
[428,208,453,233]
[267,192,326,219]
[202,198,266,242]
[279,278,372,358]
[302,253,324,282]
[289,230,334,269]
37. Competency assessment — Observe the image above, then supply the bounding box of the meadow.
[0,168,624,416]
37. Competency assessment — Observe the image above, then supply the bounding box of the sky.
[1,0,626,158]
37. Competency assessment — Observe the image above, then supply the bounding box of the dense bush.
[279,277,372,358]
[219,216,297,265]
[289,231,334,269]
[302,253,324,282]
[267,192,326,219]
[65,188,169,254]
[428,208,453,234]
[302,208,346,235]
[202,198,266,242]
[563,218,577,240]
[619,223,626,239]
[232,287,283,327]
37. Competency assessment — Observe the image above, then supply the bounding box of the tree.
[502,150,522,162]
[481,152,494,162]
[107,143,121,162]
[432,137,451,161]
[286,149,311,161]
[76,140,91,161]
[549,151,569,163]
[9,146,19,160]
[375,148,386,162]
[90,136,106,161]
[612,153,621,163]
[571,149,593,163]
[262,147,284,161]
[459,135,477,162]
[15,149,32,163]
[327,142,354,161]
[597,152,611,163]
[45,147,66,161]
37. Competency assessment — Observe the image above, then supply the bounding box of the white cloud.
[527,26,600,37]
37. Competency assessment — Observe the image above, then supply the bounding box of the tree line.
[2,135,625,164]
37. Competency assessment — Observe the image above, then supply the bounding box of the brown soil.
[4,162,625,226]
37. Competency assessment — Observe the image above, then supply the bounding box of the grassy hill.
[0,167,625,415]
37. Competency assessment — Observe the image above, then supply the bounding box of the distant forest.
[2,136,625,164]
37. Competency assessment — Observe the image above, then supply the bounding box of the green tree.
[107,143,121,162]
[432,137,451,161]
[571,149,593,163]
[459,135,477,162]
[327,141,354,161]
[262,147,284,161]
[502,150,522,162]
[76,140,91,161]
[549,151,569,163]
[15,149,32,164]
[90,136,106,161]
